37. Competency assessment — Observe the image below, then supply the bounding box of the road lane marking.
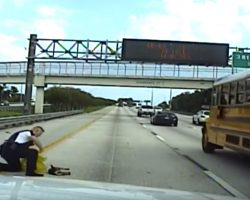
[156,135,165,142]
[204,171,248,199]
[142,124,147,129]
[147,130,247,199]
[107,120,118,182]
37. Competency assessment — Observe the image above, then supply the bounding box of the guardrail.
[0,105,52,113]
[0,110,83,129]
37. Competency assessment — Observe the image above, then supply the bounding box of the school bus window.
[237,80,246,104]
[221,92,229,105]
[212,88,217,106]
[222,84,229,92]
[221,84,229,105]
[229,82,236,104]
[216,86,220,105]
[238,80,245,91]
[246,91,250,102]
[237,93,245,104]
[246,79,250,90]
[246,79,250,103]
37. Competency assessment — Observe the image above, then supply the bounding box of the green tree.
[171,89,212,113]
[0,85,4,101]
[158,101,169,109]
[10,86,19,95]
[45,87,115,112]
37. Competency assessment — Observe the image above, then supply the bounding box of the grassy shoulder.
[0,111,23,117]
[0,105,108,117]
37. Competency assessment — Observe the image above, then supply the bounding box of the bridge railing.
[0,61,243,80]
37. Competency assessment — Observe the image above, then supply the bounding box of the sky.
[0,0,250,104]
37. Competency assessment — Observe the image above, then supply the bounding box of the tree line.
[0,85,20,102]
[170,89,211,114]
[45,87,115,111]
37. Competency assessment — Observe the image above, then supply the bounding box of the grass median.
[0,111,23,117]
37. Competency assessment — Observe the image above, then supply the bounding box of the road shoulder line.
[204,171,248,199]
[143,124,247,199]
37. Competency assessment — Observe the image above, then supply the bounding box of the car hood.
[0,175,244,200]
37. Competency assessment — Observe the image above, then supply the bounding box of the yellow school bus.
[202,69,250,154]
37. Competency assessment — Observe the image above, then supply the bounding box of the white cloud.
[126,0,250,46]
[37,5,71,18]
[0,34,26,61]
[31,19,66,38]
[0,4,71,61]
[13,0,29,7]
[30,5,72,38]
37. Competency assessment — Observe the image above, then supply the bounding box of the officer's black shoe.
[26,172,44,177]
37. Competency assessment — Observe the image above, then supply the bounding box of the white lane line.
[142,124,147,129]
[156,135,165,142]
[204,171,248,199]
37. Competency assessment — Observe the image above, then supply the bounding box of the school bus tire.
[202,129,215,153]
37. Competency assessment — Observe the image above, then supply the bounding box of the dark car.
[150,112,178,126]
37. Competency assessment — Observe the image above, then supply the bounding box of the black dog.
[48,165,71,176]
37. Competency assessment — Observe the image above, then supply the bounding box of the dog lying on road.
[48,165,71,176]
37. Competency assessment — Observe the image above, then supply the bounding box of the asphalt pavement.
[42,107,230,196]
[0,106,249,199]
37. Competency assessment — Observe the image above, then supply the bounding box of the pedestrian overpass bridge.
[0,34,241,114]
[0,61,225,88]
[0,61,234,114]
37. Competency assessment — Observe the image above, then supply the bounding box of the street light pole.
[169,89,172,110]
[151,88,154,106]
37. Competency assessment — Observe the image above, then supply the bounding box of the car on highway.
[150,111,178,126]
[137,105,154,117]
[153,106,163,113]
[192,110,210,125]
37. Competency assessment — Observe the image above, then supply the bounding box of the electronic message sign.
[122,39,229,66]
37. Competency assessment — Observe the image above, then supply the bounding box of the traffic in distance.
[118,69,250,156]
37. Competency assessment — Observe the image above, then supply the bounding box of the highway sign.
[232,51,250,68]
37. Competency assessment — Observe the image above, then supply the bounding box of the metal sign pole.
[23,34,37,114]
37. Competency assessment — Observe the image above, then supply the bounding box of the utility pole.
[151,88,154,106]
[23,34,37,114]
[169,89,172,110]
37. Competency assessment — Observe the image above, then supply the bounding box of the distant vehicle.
[118,101,123,107]
[135,103,142,109]
[137,105,154,117]
[0,100,9,106]
[192,110,210,125]
[154,106,163,113]
[150,111,178,126]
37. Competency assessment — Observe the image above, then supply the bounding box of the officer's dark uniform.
[0,130,39,175]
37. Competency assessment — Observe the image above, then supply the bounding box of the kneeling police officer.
[0,126,44,176]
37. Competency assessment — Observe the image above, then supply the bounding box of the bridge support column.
[35,87,44,114]
[34,75,45,114]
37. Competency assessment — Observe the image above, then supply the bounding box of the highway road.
[0,106,249,199]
